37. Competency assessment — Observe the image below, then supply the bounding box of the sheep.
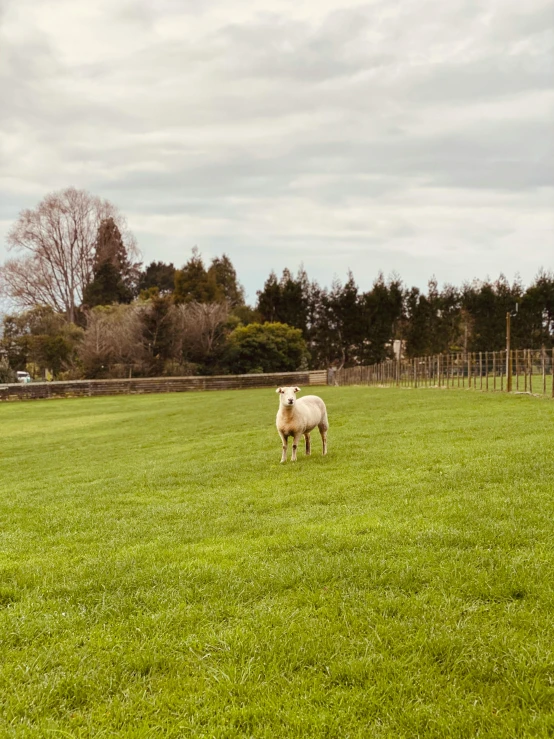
[276,386,328,463]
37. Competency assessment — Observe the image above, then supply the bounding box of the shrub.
[225,322,310,374]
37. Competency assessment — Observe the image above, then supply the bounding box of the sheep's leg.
[305,432,311,456]
[279,431,288,463]
[291,433,302,462]
[320,427,328,456]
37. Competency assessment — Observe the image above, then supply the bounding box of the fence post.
[524,349,528,393]
[506,313,512,392]
[347,348,548,397]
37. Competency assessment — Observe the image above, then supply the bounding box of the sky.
[1,0,553,305]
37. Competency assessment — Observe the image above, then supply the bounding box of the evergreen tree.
[207,254,245,307]
[257,267,311,333]
[138,261,176,295]
[173,248,223,304]
[519,270,554,348]
[462,275,523,352]
[141,293,177,375]
[307,285,337,369]
[1,315,29,371]
[358,273,404,364]
[437,284,463,352]
[404,279,461,357]
[83,218,137,307]
[256,271,282,323]
[404,287,431,357]
[0,306,82,377]
[306,273,363,369]
[329,272,360,368]
[280,268,309,334]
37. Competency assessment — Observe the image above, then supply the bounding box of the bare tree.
[0,188,138,322]
[176,301,230,360]
[79,305,144,377]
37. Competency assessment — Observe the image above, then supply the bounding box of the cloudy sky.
[1,0,553,303]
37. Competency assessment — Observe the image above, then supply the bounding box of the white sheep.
[276,386,328,463]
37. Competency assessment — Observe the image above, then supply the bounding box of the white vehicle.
[16,371,32,384]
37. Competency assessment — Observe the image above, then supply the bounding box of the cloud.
[0,0,553,302]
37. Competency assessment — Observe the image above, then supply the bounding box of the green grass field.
[1,387,553,738]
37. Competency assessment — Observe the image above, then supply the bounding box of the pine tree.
[83,218,137,307]
[138,261,176,295]
[256,267,311,333]
[462,276,523,351]
[207,254,245,307]
[173,248,223,304]
[358,273,404,364]
[256,271,282,322]
[520,270,554,348]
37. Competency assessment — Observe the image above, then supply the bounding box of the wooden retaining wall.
[0,370,329,402]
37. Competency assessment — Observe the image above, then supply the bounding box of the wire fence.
[335,349,554,397]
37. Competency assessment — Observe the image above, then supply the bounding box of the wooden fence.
[0,369,329,402]
[335,349,554,397]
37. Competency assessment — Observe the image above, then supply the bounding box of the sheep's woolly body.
[276,386,328,463]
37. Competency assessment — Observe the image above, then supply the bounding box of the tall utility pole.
[506,311,512,393]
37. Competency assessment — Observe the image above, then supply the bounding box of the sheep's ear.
[276,387,282,393]
[294,386,301,393]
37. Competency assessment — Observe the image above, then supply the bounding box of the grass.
[0,386,553,738]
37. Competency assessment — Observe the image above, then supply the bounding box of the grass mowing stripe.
[1,387,553,737]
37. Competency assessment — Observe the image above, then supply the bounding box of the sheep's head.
[276,386,301,407]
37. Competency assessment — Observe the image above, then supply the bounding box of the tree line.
[1,187,553,382]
